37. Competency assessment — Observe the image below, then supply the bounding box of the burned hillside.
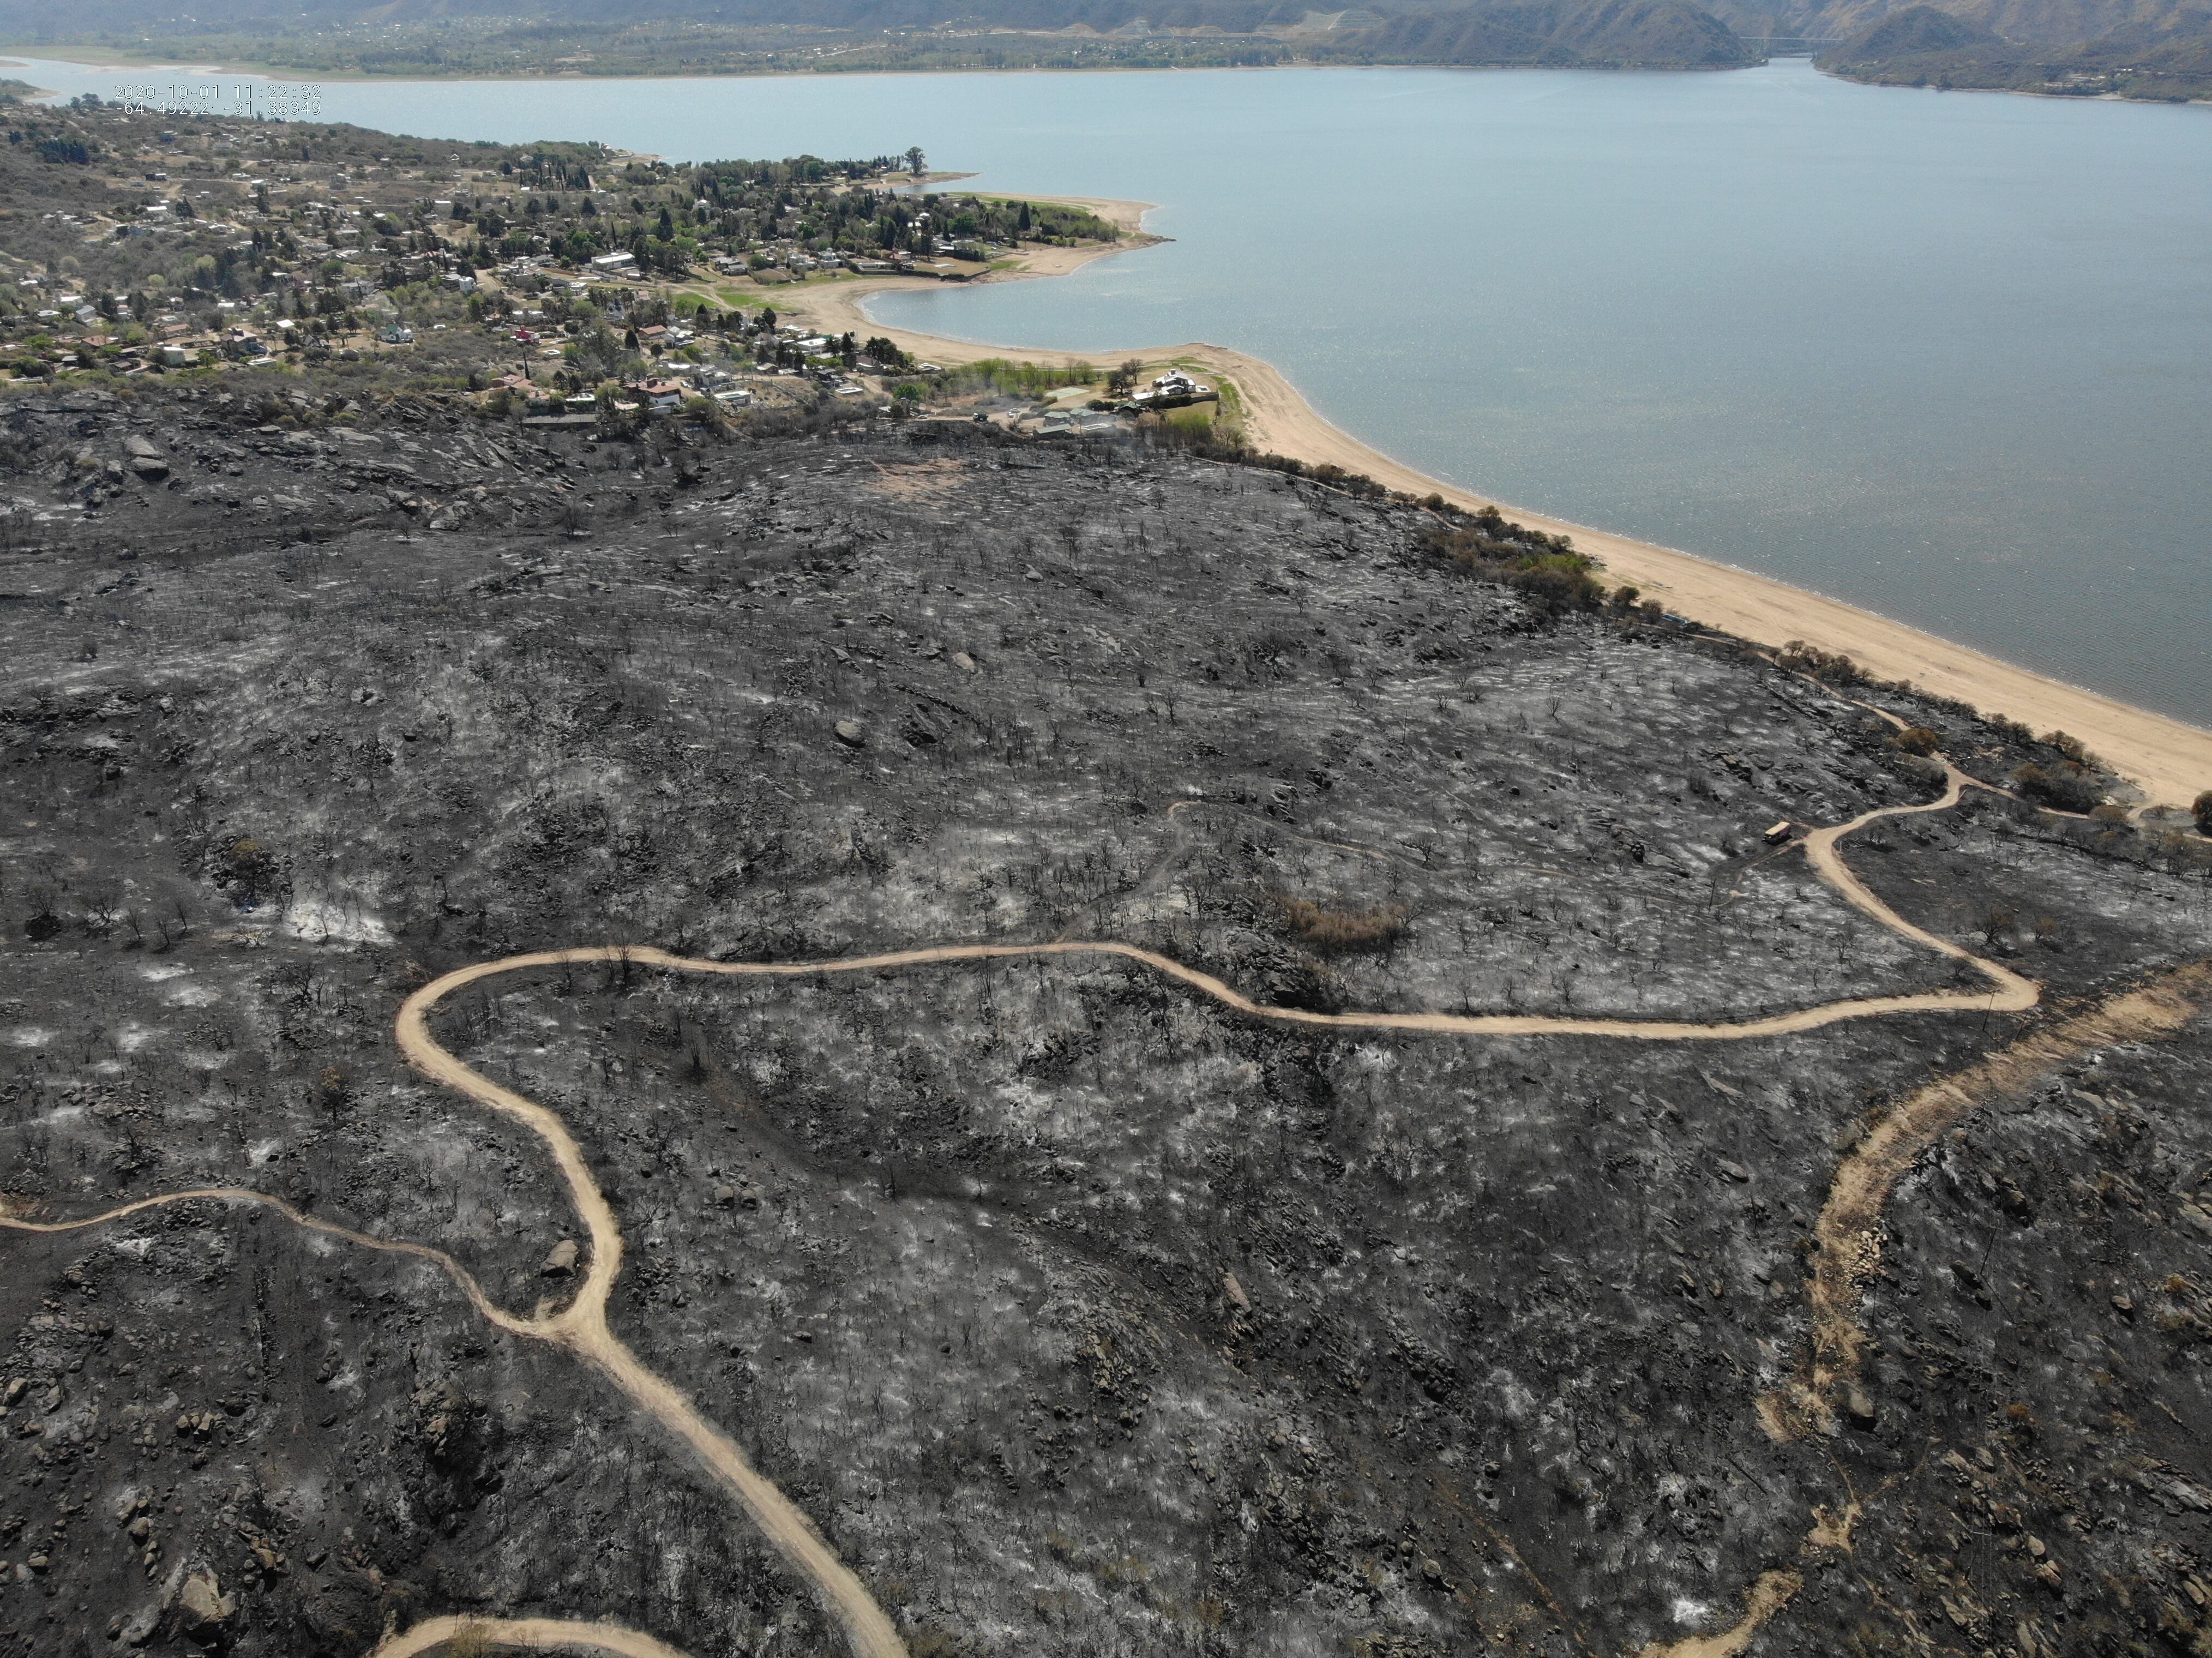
[2,388,2210,1658]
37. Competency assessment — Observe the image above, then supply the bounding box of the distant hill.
[0,0,1763,70]
[1823,0,2000,50]
[1347,0,1759,65]
[7,0,2209,82]
[1811,0,2212,99]
[1711,0,2191,44]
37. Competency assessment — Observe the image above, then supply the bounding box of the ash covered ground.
[2,387,2210,1658]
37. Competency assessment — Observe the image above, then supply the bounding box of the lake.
[13,55,2210,723]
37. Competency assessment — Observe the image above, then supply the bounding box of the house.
[591,251,636,272]
[1132,369,1215,409]
[637,379,686,412]
[377,325,414,345]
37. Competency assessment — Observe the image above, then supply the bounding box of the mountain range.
[0,0,2204,92]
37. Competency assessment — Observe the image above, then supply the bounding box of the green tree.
[2193,789,2212,837]
[904,146,925,176]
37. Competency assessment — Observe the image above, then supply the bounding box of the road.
[0,748,2095,1658]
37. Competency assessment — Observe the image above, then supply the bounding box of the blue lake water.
[13,55,2210,722]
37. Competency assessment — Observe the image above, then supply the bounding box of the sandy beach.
[756,211,2212,810]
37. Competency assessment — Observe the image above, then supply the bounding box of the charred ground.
[2,386,2210,1658]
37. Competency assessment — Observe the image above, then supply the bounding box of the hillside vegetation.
[8,0,2211,86]
[0,0,1765,73]
[1813,0,2212,98]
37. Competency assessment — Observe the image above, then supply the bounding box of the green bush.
[1420,508,1601,622]
[2013,761,2102,814]
[937,357,1097,398]
[1777,640,1864,684]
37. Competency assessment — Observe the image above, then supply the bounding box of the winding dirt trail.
[0,764,2055,1658]
[1775,955,2212,1440]
[1650,958,2212,1658]
[389,957,910,1658]
[0,1187,514,1323]
[367,1615,694,1658]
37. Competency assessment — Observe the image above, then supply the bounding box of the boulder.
[834,719,867,748]
[122,435,170,478]
[177,1570,233,1632]
[119,1603,163,1647]
[541,1238,579,1277]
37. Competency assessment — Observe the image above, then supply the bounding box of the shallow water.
[15,55,2209,722]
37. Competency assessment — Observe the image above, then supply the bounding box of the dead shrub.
[1270,894,1410,954]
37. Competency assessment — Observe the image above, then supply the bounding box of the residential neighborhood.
[0,93,1126,428]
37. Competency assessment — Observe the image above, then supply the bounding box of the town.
[0,91,1144,430]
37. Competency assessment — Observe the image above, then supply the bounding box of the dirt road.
[369,1615,694,1658]
[1782,956,2212,1438]
[0,761,2055,1658]
[391,958,910,1658]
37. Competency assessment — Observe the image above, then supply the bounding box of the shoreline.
[762,231,2212,811]
[8,49,2205,107]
